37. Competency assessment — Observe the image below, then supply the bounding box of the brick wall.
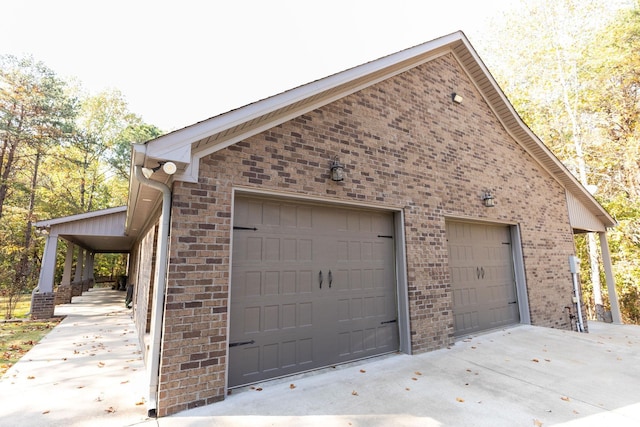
[55,285,72,305]
[133,221,158,358]
[156,53,576,415]
[31,292,55,319]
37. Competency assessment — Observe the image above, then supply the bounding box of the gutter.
[133,165,172,417]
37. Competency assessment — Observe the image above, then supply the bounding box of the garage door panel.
[447,221,519,336]
[230,196,399,387]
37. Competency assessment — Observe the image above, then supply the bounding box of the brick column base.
[31,292,55,319]
[71,282,83,297]
[55,285,72,305]
[82,279,94,292]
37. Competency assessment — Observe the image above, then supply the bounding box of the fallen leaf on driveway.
[352,390,358,396]
[456,397,465,403]
[360,369,366,373]
[533,419,543,427]
[135,400,145,406]
[27,376,35,379]
[561,396,570,402]
[414,371,422,376]
[289,384,296,389]
[532,359,540,363]
[42,410,50,414]
[105,407,116,413]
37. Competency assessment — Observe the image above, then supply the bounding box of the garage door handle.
[229,340,255,348]
[476,267,481,279]
[509,301,517,304]
[319,271,323,288]
[328,270,333,288]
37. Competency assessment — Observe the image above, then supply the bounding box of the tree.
[0,57,162,318]
[477,0,635,321]
[580,5,640,323]
[0,55,76,317]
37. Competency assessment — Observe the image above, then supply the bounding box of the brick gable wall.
[156,53,576,416]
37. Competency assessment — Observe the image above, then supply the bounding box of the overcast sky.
[1,0,516,131]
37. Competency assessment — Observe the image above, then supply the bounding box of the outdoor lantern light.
[452,93,463,104]
[482,191,495,207]
[330,156,345,181]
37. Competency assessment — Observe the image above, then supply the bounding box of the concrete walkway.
[2,288,640,427]
[0,288,148,427]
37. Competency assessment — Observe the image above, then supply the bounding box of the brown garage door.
[446,221,519,337]
[229,196,399,387]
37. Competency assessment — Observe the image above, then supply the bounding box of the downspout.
[133,165,172,417]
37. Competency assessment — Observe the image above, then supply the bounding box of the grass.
[0,296,61,377]
[0,296,31,320]
[0,319,61,377]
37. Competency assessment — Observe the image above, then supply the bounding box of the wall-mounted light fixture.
[482,191,495,207]
[330,156,345,182]
[141,161,178,179]
[452,93,463,104]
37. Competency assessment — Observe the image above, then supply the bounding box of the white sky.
[1,0,516,131]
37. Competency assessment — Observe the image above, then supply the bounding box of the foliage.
[0,55,162,318]
[479,0,640,323]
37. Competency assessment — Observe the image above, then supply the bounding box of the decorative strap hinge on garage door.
[233,226,257,231]
[381,319,397,325]
[229,339,255,348]
[377,235,393,239]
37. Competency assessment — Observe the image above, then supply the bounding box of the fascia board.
[453,38,616,228]
[145,32,463,161]
[35,206,127,228]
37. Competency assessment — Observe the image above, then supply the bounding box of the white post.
[74,248,84,283]
[83,250,92,281]
[599,232,622,324]
[36,234,59,293]
[61,243,75,286]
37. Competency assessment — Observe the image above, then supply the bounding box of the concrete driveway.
[1,288,639,427]
[159,322,640,427]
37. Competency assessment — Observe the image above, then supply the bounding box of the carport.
[32,206,135,319]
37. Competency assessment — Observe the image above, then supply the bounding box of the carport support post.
[73,248,84,297]
[600,232,622,324]
[32,233,58,319]
[57,243,75,304]
[83,251,95,290]
[61,243,74,286]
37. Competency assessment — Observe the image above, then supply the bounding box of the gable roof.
[35,206,133,253]
[128,31,615,233]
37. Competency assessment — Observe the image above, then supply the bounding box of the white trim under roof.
[132,30,615,230]
[36,206,127,228]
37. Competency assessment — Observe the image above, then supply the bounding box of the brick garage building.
[34,32,619,417]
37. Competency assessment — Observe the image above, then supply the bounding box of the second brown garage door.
[229,196,399,387]
[446,221,520,337]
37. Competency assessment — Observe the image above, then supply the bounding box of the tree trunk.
[14,150,42,295]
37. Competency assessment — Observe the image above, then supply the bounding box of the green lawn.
[0,319,61,376]
[0,296,31,320]
[0,296,61,377]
